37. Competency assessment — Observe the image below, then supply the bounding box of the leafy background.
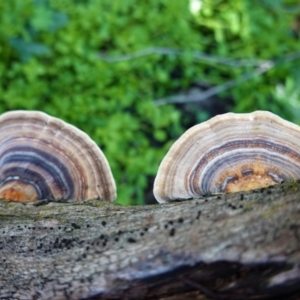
[1,0,300,205]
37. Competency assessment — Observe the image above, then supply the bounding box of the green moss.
[280,179,300,195]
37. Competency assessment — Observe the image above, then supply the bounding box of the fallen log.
[1,180,300,300]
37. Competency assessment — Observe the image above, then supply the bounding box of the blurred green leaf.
[9,38,50,61]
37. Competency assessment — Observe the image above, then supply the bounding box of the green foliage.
[0,0,190,205]
[191,0,300,121]
[0,0,300,204]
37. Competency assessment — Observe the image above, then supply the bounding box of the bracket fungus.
[154,111,300,203]
[0,111,116,202]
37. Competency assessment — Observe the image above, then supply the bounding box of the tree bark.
[1,180,300,300]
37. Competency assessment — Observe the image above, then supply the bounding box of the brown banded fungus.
[0,111,116,202]
[154,111,300,203]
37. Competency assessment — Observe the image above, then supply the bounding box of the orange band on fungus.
[0,111,116,202]
[154,111,300,203]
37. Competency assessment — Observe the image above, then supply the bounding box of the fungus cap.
[0,110,116,202]
[154,111,300,203]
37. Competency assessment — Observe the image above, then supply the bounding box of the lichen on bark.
[1,180,300,299]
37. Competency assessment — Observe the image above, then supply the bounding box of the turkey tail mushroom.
[0,111,116,202]
[154,111,300,203]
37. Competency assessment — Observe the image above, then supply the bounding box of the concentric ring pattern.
[0,111,116,202]
[154,111,300,203]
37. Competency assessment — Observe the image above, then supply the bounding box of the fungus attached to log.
[0,111,116,202]
[154,111,300,203]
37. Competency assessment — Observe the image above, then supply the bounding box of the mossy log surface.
[1,181,300,300]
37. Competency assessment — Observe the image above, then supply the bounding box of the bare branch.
[1,180,300,299]
[154,61,274,106]
[154,51,300,106]
[98,46,266,67]
[98,47,300,106]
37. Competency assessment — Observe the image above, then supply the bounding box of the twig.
[154,51,300,106]
[154,61,274,106]
[98,47,266,67]
[98,47,300,106]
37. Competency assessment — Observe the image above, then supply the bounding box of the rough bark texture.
[1,180,300,300]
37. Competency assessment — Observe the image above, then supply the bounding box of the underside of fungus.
[154,111,300,203]
[0,111,116,202]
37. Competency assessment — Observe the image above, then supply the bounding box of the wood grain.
[1,180,300,299]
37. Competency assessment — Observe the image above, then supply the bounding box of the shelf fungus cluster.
[154,111,300,203]
[0,111,116,202]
